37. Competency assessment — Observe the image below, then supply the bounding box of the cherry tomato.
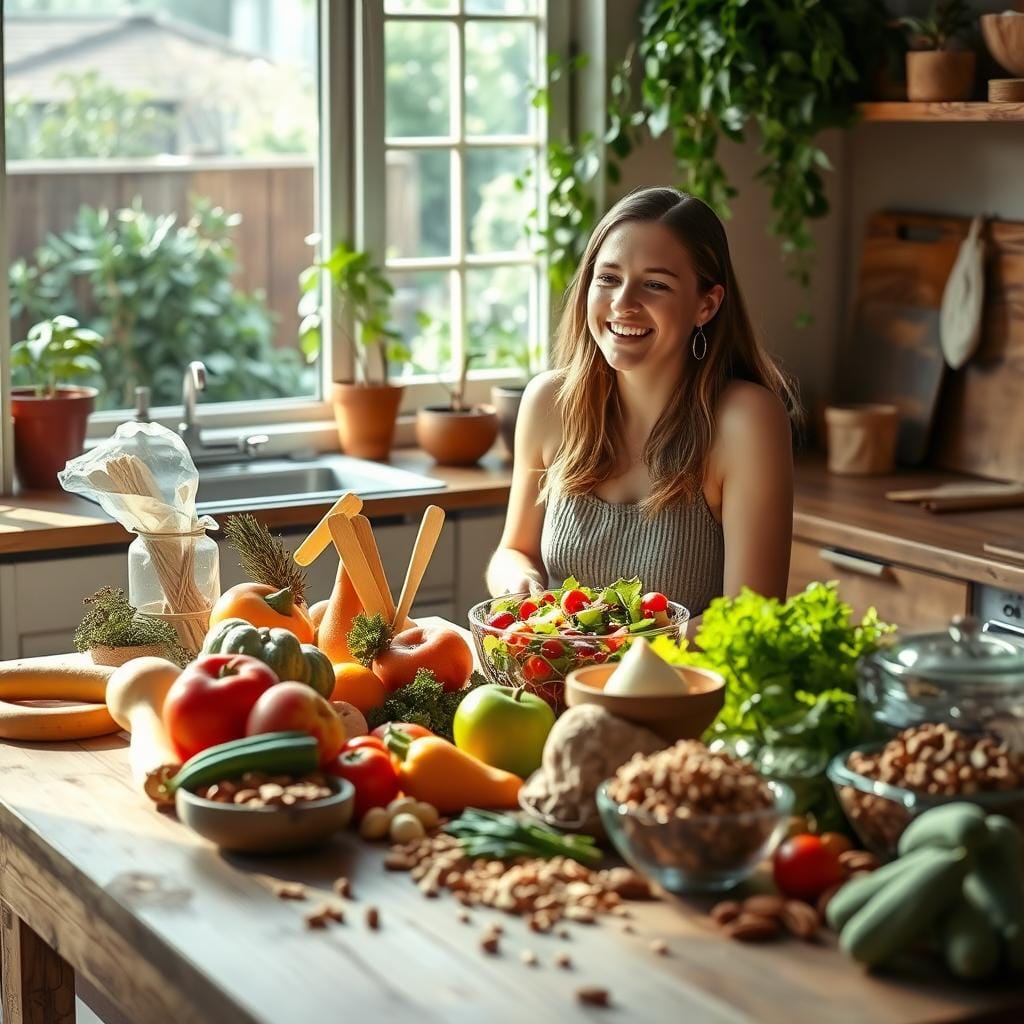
[326,747,400,818]
[575,643,598,659]
[538,591,556,605]
[518,600,539,620]
[605,626,630,653]
[560,589,590,615]
[371,721,433,742]
[522,655,551,682]
[772,834,845,901]
[504,623,534,650]
[341,735,387,754]
[540,638,565,659]
[641,591,668,615]
[488,610,516,629]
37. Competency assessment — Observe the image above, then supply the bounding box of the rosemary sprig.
[444,809,603,868]
[223,513,307,605]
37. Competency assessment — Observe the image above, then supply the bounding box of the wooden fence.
[5,157,316,350]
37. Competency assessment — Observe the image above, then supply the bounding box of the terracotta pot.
[906,50,976,101]
[490,383,526,458]
[824,404,900,476]
[416,405,499,466]
[11,386,97,490]
[330,382,404,461]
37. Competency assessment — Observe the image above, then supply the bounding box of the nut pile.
[607,741,774,818]
[709,895,821,943]
[840,724,1024,852]
[196,771,334,808]
[386,832,652,930]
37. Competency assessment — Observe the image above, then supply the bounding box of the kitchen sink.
[194,454,444,514]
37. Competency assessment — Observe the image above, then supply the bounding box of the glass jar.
[129,526,220,655]
[857,616,1024,749]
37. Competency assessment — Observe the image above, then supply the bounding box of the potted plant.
[298,240,410,461]
[74,587,190,668]
[416,349,499,466]
[10,315,104,489]
[489,324,544,460]
[901,0,976,101]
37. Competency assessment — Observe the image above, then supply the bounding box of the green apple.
[453,684,555,778]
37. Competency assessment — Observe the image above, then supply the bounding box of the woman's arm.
[713,381,794,601]
[485,372,561,597]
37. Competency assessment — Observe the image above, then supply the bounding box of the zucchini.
[963,814,1024,940]
[839,846,970,968]
[826,847,938,932]
[941,897,1001,980]
[897,802,990,857]
[167,732,318,794]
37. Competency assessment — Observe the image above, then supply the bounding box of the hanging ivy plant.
[605,0,896,295]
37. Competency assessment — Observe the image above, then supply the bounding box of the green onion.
[443,809,602,867]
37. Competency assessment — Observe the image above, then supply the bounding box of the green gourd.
[202,618,334,699]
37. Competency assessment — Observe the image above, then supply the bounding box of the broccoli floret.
[366,669,487,741]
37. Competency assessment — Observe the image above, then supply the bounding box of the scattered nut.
[709,900,741,926]
[481,934,500,955]
[457,910,471,924]
[576,986,610,1007]
[384,852,415,871]
[742,895,785,919]
[723,913,781,942]
[554,951,572,969]
[365,905,380,930]
[621,922,634,934]
[649,939,669,956]
[520,949,538,967]
[333,877,353,899]
[273,882,307,901]
[780,900,820,940]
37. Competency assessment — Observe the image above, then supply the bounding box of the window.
[369,0,553,397]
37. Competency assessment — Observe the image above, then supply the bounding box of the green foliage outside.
[9,199,313,410]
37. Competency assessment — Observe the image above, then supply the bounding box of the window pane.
[465,20,534,137]
[385,0,456,12]
[4,0,319,412]
[466,0,537,13]
[466,148,533,255]
[390,271,451,377]
[385,21,452,139]
[467,266,536,374]
[386,150,451,259]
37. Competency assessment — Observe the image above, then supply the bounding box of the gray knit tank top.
[540,489,724,617]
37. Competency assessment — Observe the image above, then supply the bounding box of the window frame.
[0,0,570,485]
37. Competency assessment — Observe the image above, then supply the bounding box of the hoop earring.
[692,323,708,361]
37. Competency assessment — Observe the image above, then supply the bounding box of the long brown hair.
[544,187,799,515]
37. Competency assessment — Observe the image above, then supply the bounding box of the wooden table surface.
[2,636,1023,1023]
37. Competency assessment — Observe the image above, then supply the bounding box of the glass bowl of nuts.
[827,723,1024,859]
[175,772,355,854]
[595,741,794,893]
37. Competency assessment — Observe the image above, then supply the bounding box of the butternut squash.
[106,657,183,803]
[316,563,363,664]
[0,700,119,742]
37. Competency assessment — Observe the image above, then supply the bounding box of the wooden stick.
[886,482,1024,503]
[392,505,445,630]
[326,513,385,617]
[293,493,363,566]
[351,515,396,623]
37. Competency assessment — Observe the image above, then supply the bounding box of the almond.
[838,850,878,874]
[742,894,785,919]
[709,899,742,926]
[723,913,781,942]
[780,900,819,940]
[576,986,610,1007]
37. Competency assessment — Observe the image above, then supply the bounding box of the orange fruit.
[331,662,386,713]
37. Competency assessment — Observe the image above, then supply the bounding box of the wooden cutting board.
[839,213,962,465]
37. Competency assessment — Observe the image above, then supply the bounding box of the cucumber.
[963,814,1024,940]
[897,802,989,857]
[839,847,970,968]
[168,733,319,794]
[826,847,940,932]
[173,730,309,774]
[941,897,1001,980]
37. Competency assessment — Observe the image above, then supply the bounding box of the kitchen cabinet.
[0,511,506,660]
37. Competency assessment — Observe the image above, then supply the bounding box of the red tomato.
[163,654,279,761]
[641,591,668,615]
[605,627,630,653]
[342,735,388,754]
[488,610,516,630]
[772,835,845,901]
[522,655,551,682]
[538,591,556,605]
[504,623,534,650]
[576,643,598,659]
[540,638,565,659]
[370,722,433,742]
[518,600,539,620]
[560,589,590,615]
[327,747,400,818]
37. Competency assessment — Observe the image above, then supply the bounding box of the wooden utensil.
[886,482,1024,503]
[351,514,395,623]
[392,505,445,630]
[326,513,386,617]
[293,493,363,566]
[921,490,1024,513]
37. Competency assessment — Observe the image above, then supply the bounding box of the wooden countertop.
[2,448,1023,592]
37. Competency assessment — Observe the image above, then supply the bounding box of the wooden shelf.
[857,101,1024,122]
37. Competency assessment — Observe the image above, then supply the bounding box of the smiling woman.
[486,187,801,626]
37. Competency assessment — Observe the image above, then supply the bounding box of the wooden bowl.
[175,778,355,854]
[982,13,1024,77]
[564,664,725,744]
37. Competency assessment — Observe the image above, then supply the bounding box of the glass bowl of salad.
[467,577,690,714]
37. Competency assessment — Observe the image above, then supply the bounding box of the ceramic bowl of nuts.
[596,740,794,893]
[827,722,1024,859]
[175,772,355,854]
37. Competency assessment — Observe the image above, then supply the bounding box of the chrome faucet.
[179,360,269,465]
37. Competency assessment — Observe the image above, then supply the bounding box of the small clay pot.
[906,50,976,102]
[331,382,404,461]
[824,403,899,476]
[491,384,526,458]
[416,405,499,466]
[11,386,97,490]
